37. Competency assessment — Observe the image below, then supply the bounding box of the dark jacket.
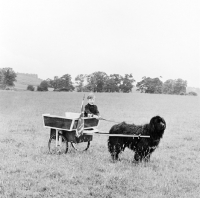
[84,103,99,117]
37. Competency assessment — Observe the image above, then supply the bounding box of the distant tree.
[37,80,48,91]
[162,79,174,94]
[136,77,163,93]
[49,76,60,90]
[120,74,135,93]
[45,78,53,88]
[104,74,123,92]
[87,71,108,92]
[188,91,197,96]
[136,76,148,93]
[59,74,74,91]
[187,87,200,96]
[151,78,163,93]
[75,74,87,92]
[173,78,187,95]
[27,85,35,91]
[104,78,117,92]
[163,78,187,95]
[47,74,74,91]
[0,67,17,89]
[37,86,42,91]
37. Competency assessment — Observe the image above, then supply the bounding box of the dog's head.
[149,116,166,137]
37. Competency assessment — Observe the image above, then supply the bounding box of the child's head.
[87,93,95,105]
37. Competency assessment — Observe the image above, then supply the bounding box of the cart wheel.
[48,134,68,154]
[71,141,90,152]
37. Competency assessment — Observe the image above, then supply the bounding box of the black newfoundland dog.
[108,116,166,162]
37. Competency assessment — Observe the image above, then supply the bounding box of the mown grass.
[0,91,200,198]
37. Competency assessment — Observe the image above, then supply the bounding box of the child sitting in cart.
[84,93,100,119]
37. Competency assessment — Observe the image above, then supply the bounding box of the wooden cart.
[43,112,100,154]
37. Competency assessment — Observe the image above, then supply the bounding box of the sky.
[0,0,199,87]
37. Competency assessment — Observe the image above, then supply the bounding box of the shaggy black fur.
[108,116,166,162]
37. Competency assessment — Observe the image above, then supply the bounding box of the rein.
[100,117,120,124]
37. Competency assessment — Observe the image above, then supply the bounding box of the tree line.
[0,67,198,96]
[0,67,16,89]
[136,76,189,95]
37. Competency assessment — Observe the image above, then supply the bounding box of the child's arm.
[95,106,100,116]
[93,105,100,119]
[84,104,92,116]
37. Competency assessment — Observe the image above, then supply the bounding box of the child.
[84,93,100,119]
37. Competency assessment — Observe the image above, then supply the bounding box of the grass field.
[0,91,200,198]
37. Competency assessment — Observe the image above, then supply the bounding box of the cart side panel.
[84,118,99,128]
[44,116,72,130]
[72,118,99,129]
